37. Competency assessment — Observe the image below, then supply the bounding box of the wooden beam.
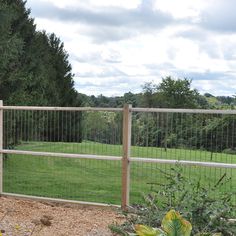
[0,100,3,194]
[130,157,236,169]
[3,106,122,112]
[121,104,132,210]
[1,192,120,208]
[132,107,236,114]
[1,149,122,161]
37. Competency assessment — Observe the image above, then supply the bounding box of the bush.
[111,165,236,235]
[223,148,236,155]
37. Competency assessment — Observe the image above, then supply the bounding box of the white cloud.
[155,0,210,19]
[89,0,141,9]
[193,78,236,96]
[26,0,236,97]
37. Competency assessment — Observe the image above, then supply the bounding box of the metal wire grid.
[130,112,236,203]
[3,109,123,204]
[1,107,236,205]
[131,112,236,161]
[3,109,122,155]
[3,155,122,204]
[130,162,235,204]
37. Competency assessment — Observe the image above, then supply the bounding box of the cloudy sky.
[26,0,236,96]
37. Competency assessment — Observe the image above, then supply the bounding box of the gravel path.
[0,196,125,236]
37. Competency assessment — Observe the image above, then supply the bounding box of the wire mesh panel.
[1,106,236,206]
[2,109,123,204]
[3,110,122,156]
[130,162,235,204]
[131,112,236,162]
[130,111,236,203]
[3,155,121,204]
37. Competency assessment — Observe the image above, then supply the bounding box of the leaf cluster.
[0,0,78,107]
[111,165,236,235]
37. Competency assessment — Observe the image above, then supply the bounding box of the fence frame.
[122,104,132,209]
[0,101,236,210]
[0,100,3,194]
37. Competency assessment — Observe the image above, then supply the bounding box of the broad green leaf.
[155,228,168,236]
[161,210,192,236]
[135,224,160,236]
[194,233,222,236]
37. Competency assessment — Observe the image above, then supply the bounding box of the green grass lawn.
[3,141,236,204]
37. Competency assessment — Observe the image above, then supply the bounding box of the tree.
[0,2,24,102]
[0,0,77,107]
[0,0,83,145]
[123,92,139,107]
[157,76,199,108]
[141,81,158,107]
[141,77,199,108]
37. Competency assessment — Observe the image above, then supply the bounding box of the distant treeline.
[78,78,236,110]
[81,77,236,154]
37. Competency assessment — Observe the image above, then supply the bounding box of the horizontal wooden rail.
[131,157,236,169]
[132,107,236,114]
[2,149,235,168]
[2,193,120,208]
[2,105,236,115]
[1,149,122,161]
[1,106,123,112]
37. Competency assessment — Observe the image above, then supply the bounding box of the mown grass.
[3,141,236,204]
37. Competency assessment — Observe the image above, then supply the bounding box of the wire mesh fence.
[131,112,236,161]
[3,109,123,156]
[130,111,236,203]
[2,108,123,204]
[3,155,122,204]
[0,104,236,206]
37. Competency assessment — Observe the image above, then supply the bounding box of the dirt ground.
[0,196,125,236]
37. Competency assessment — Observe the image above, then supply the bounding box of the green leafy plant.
[134,210,222,236]
[110,165,235,236]
[135,210,192,236]
[134,225,160,236]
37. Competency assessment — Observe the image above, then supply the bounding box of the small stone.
[0,229,5,233]
[40,217,52,226]
[31,219,41,225]
[43,215,53,220]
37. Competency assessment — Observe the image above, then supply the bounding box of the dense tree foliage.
[141,77,200,108]
[82,77,233,110]
[0,0,77,107]
[81,77,236,153]
[0,0,82,145]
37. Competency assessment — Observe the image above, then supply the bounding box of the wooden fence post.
[0,100,3,194]
[122,104,132,210]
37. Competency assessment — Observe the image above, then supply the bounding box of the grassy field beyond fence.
[3,141,236,204]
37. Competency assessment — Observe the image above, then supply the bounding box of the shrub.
[223,148,236,155]
[110,165,236,235]
[135,209,192,236]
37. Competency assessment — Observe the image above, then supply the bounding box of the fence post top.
[123,104,132,110]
